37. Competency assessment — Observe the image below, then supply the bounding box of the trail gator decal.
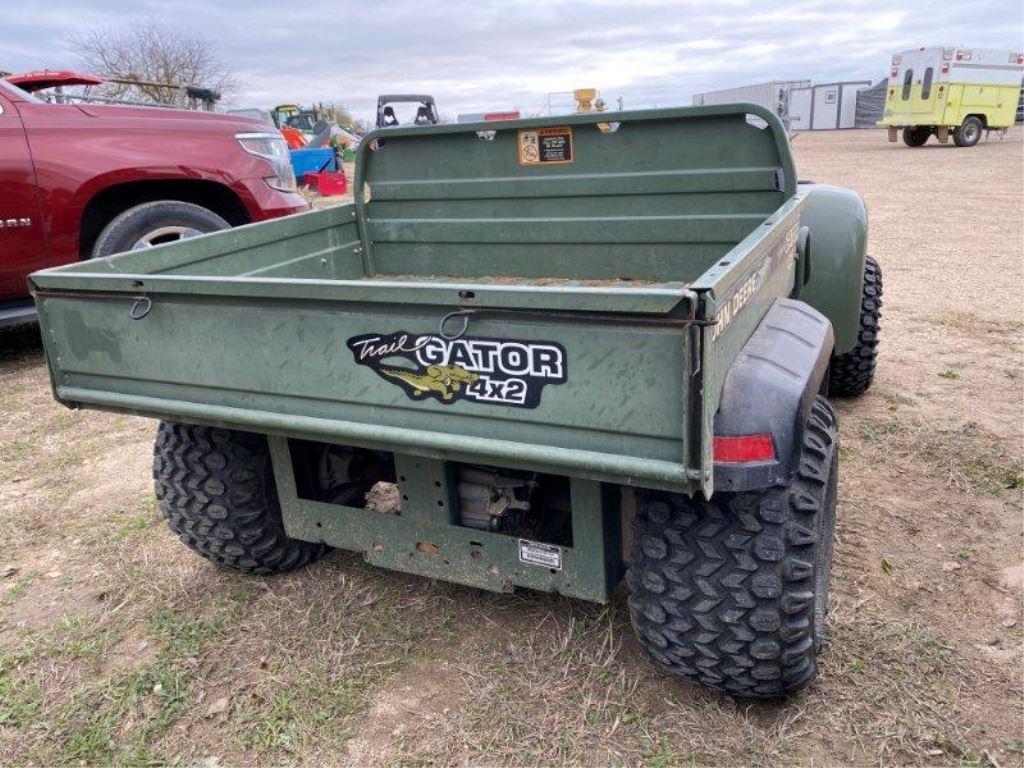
[347,332,567,409]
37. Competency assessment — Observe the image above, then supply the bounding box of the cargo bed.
[32,105,805,496]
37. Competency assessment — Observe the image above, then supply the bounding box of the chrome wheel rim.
[964,123,979,142]
[132,226,202,250]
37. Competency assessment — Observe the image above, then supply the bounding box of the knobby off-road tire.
[153,422,328,574]
[627,396,839,698]
[902,126,931,147]
[828,255,882,396]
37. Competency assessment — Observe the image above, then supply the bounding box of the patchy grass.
[2,130,1023,766]
[856,414,1024,496]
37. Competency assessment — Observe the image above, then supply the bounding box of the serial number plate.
[518,539,562,570]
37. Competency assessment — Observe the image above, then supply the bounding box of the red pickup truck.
[0,78,308,328]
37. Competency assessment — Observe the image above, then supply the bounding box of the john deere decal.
[347,332,567,409]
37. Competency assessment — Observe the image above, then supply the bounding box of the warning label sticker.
[518,126,573,165]
[518,539,562,570]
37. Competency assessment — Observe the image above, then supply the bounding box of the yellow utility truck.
[880,46,1023,147]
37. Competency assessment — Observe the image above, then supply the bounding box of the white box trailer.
[692,80,810,127]
[789,81,872,130]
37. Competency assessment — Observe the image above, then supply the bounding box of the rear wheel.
[153,423,329,574]
[92,200,229,258]
[901,126,931,147]
[953,116,983,147]
[828,256,882,396]
[627,396,839,698]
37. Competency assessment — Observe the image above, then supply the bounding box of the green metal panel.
[692,192,809,497]
[268,437,621,602]
[31,104,805,496]
[356,105,796,282]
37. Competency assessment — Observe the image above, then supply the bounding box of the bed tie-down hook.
[129,295,152,321]
[438,309,475,340]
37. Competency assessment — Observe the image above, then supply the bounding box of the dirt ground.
[1,127,1022,767]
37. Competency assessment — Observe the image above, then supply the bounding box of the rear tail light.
[1015,53,1024,65]
[890,67,899,79]
[941,63,949,74]
[956,49,972,61]
[713,434,776,463]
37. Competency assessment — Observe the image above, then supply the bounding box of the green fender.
[796,183,869,356]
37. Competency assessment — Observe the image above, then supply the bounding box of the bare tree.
[70,20,238,106]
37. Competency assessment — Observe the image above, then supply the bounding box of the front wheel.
[627,396,839,698]
[828,256,882,396]
[902,126,931,147]
[92,200,229,258]
[953,116,984,148]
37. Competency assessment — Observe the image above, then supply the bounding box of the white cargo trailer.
[692,80,810,127]
[789,81,872,130]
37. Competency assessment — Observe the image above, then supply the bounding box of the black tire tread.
[92,200,229,258]
[953,116,983,148]
[153,422,327,574]
[627,396,839,698]
[902,126,930,147]
[828,255,882,397]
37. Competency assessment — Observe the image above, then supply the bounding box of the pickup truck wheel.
[828,256,882,396]
[627,396,839,698]
[901,126,931,147]
[953,116,983,148]
[92,201,229,258]
[153,422,328,574]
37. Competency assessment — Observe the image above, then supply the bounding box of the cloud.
[1,0,1020,119]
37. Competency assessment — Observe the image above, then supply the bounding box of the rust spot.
[470,550,482,560]
[417,541,440,556]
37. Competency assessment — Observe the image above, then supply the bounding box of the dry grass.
[1,127,1023,767]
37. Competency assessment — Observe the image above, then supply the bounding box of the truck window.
[921,67,933,100]
[902,69,914,101]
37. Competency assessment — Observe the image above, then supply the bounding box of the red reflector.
[713,434,776,463]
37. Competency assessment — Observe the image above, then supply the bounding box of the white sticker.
[518,539,562,570]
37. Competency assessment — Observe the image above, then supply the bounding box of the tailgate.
[32,253,702,491]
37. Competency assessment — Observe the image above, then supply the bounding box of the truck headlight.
[236,133,297,193]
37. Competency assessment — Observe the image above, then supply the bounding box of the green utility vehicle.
[31,105,881,697]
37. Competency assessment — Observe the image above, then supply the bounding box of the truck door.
[0,91,45,300]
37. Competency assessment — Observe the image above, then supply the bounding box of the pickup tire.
[953,116,984,148]
[627,395,839,698]
[828,256,882,396]
[153,422,328,574]
[902,126,931,147]
[92,201,229,258]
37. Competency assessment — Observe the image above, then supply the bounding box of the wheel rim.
[131,226,203,250]
[964,122,979,142]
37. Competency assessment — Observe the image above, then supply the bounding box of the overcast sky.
[4,0,1022,119]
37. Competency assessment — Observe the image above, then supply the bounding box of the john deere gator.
[30,105,881,697]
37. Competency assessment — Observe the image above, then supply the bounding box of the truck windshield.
[0,80,46,103]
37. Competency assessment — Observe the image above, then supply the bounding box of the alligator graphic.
[382,364,480,400]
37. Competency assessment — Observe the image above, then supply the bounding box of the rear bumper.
[235,178,309,221]
[0,299,36,329]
